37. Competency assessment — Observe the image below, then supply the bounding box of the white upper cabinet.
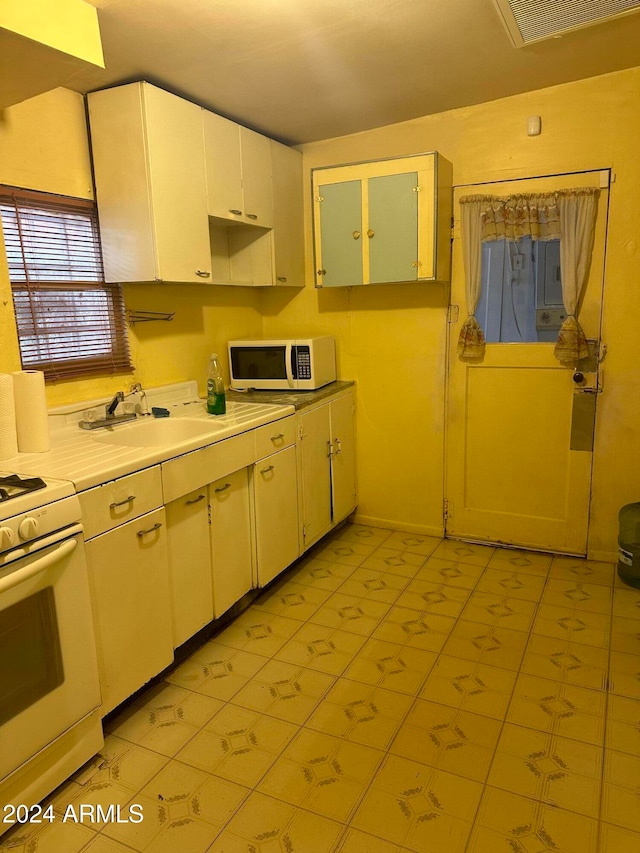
[88,82,303,287]
[270,140,305,287]
[88,82,211,283]
[203,112,273,228]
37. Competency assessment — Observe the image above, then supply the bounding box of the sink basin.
[92,417,220,448]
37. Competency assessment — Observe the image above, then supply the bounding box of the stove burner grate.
[0,474,47,502]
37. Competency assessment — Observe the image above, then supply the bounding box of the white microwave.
[228,336,336,390]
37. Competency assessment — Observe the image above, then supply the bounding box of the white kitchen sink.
[91,417,221,447]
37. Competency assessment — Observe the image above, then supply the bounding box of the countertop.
[4,397,294,493]
[2,380,354,494]
[226,380,355,411]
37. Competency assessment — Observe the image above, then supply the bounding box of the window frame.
[0,185,133,381]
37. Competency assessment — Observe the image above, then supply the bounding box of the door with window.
[445,171,608,554]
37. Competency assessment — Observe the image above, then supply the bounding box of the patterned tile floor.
[3,523,640,852]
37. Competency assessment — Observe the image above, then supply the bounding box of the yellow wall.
[0,0,104,66]
[2,70,640,558]
[262,67,640,558]
[0,88,263,404]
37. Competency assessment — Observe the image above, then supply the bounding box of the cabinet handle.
[353,231,361,239]
[317,269,326,276]
[277,276,287,282]
[334,438,342,455]
[214,483,231,493]
[110,495,135,509]
[137,522,162,537]
[271,433,285,441]
[367,229,375,238]
[186,493,206,504]
[229,209,243,215]
[196,269,211,278]
[246,213,258,220]
[260,464,274,474]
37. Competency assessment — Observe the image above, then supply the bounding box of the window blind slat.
[0,185,133,381]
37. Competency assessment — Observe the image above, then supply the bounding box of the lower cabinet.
[82,392,354,715]
[253,445,299,587]
[210,467,254,617]
[86,507,173,716]
[299,390,357,550]
[165,488,213,648]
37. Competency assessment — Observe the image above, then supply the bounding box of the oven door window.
[0,587,64,726]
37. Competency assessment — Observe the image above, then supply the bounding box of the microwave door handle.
[0,538,78,593]
[286,344,294,388]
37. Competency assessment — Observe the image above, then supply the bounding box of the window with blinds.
[0,186,133,381]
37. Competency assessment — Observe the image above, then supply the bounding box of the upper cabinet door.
[368,172,418,283]
[143,85,211,282]
[270,140,304,286]
[315,179,363,287]
[203,110,244,221]
[88,82,211,283]
[240,127,273,228]
[203,115,273,228]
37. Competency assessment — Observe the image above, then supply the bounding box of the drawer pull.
[229,209,243,215]
[271,433,285,441]
[137,522,162,537]
[277,276,287,282]
[260,465,274,474]
[246,213,258,220]
[110,495,135,509]
[186,494,206,504]
[214,483,231,493]
[195,269,211,278]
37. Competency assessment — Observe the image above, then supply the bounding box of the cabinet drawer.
[79,466,163,540]
[162,430,255,503]
[254,415,297,459]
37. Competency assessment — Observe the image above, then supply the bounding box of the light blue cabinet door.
[318,180,363,287]
[368,172,418,283]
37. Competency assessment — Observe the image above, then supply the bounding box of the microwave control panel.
[294,346,311,379]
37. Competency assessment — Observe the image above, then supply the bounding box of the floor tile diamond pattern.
[3,523,639,853]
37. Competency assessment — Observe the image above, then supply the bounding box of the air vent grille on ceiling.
[493,0,640,46]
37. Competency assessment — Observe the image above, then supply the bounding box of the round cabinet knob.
[573,371,585,384]
[0,526,15,548]
[18,517,39,541]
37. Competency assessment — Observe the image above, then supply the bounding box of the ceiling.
[66,0,640,145]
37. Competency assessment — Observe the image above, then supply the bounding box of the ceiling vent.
[493,0,640,46]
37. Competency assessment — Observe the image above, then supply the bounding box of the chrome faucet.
[106,391,125,416]
[79,390,138,430]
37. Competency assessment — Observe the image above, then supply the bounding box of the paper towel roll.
[13,370,50,453]
[0,374,19,460]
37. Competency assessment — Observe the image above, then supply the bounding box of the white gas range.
[0,472,103,830]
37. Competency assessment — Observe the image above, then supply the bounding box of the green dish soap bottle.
[206,353,226,415]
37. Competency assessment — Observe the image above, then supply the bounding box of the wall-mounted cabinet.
[87,81,304,287]
[312,152,452,287]
[270,140,305,287]
[203,111,273,228]
[87,82,212,284]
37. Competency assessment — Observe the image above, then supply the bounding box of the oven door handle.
[0,538,78,594]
